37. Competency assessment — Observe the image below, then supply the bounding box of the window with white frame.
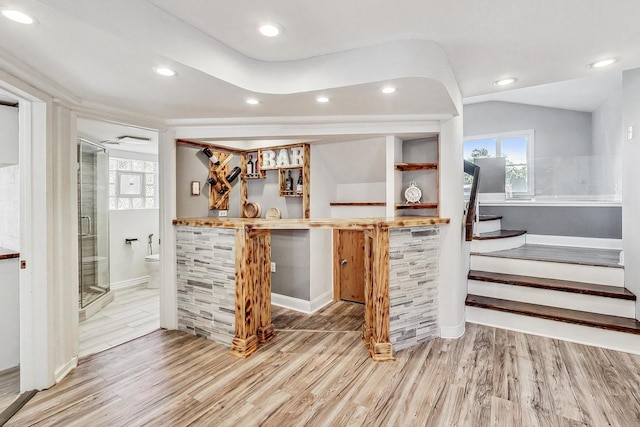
[108,157,158,209]
[464,130,534,196]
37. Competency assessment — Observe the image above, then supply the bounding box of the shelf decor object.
[404,181,422,203]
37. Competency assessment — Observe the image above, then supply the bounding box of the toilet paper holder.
[125,238,139,245]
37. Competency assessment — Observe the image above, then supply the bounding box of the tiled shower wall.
[389,226,439,351]
[176,226,236,345]
[0,165,20,250]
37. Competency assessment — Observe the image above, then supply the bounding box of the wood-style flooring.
[8,301,640,427]
[474,243,622,268]
[0,366,19,417]
[79,286,159,357]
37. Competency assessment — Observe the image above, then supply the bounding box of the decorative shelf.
[281,192,303,198]
[245,173,266,180]
[394,162,438,171]
[395,203,439,210]
[329,202,386,206]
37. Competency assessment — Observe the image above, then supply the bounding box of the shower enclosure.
[77,139,110,311]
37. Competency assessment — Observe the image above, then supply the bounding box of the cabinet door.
[334,230,365,303]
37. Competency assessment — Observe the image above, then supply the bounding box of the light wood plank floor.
[79,286,160,357]
[8,302,640,426]
[0,366,19,416]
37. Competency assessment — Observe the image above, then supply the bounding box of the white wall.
[0,165,19,250]
[0,258,19,371]
[107,148,159,288]
[109,209,159,287]
[622,68,640,320]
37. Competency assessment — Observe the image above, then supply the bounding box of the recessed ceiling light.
[154,67,176,77]
[259,22,284,37]
[316,96,330,103]
[1,9,34,24]
[493,78,516,87]
[246,98,260,105]
[588,58,617,69]
[382,86,396,94]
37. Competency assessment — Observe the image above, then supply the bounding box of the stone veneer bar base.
[389,226,440,351]
[176,226,236,345]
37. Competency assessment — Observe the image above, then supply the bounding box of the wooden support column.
[362,229,374,346]
[368,224,394,361]
[254,230,275,343]
[230,226,258,358]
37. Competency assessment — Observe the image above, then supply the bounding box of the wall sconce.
[191,181,200,196]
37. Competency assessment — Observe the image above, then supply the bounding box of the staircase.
[466,215,640,354]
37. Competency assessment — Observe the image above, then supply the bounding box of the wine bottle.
[202,148,220,166]
[296,171,303,194]
[207,176,225,194]
[247,154,254,175]
[216,167,242,195]
[285,170,293,192]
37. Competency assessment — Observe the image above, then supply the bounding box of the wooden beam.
[302,143,310,219]
[369,225,394,361]
[230,227,258,358]
[256,232,275,343]
[333,230,341,302]
[361,229,374,347]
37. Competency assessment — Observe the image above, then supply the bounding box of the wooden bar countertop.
[173,216,450,230]
[0,247,19,260]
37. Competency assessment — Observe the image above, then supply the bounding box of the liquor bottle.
[247,154,254,175]
[208,167,241,195]
[285,170,293,192]
[296,171,303,194]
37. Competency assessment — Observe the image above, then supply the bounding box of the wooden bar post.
[230,226,258,358]
[368,224,394,361]
[256,231,275,343]
[362,229,374,346]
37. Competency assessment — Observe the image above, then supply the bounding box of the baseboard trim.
[54,356,77,384]
[110,276,150,291]
[526,234,622,250]
[440,321,465,339]
[310,291,333,314]
[271,293,312,314]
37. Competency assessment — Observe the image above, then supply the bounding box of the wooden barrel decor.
[243,202,262,218]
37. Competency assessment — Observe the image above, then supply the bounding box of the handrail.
[463,160,480,241]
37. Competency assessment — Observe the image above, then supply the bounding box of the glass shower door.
[78,139,110,308]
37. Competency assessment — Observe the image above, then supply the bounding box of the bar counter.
[173,216,450,361]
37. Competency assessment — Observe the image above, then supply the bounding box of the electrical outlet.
[271,262,276,273]
[219,210,228,217]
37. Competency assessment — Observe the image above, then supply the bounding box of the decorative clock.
[404,181,422,203]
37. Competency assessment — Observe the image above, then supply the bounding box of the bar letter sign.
[261,147,304,170]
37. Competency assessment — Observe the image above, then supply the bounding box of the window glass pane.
[464,138,496,161]
[145,185,155,197]
[117,159,131,171]
[145,173,155,185]
[145,198,155,209]
[109,158,117,171]
[118,198,131,209]
[145,162,155,173]
[109,171,117,183]
[131,160,145,172]
[501,137,528,164]
[132,198,144,209]
[119,173,143,195]
[109,183,116,197]
[506,165,529,193]
[109,197,117,210]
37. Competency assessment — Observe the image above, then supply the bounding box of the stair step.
[468,270,635,300]
[466,294,640,335]
[473,230,526,240]
[479,215,502,222]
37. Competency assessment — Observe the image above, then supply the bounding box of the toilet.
[145,254,160,289]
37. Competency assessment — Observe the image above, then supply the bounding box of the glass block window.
[109,157,158,210]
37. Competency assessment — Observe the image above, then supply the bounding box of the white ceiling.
[77,118,159,155]
[0,0,638,121]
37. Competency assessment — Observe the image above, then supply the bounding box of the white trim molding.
[110,276,150,291]
[271,291,334,315]
[525,234,622,250]
[54,356,77,384]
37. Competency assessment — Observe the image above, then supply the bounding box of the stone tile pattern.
[176,226,236,345]
[389,226,439,352]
